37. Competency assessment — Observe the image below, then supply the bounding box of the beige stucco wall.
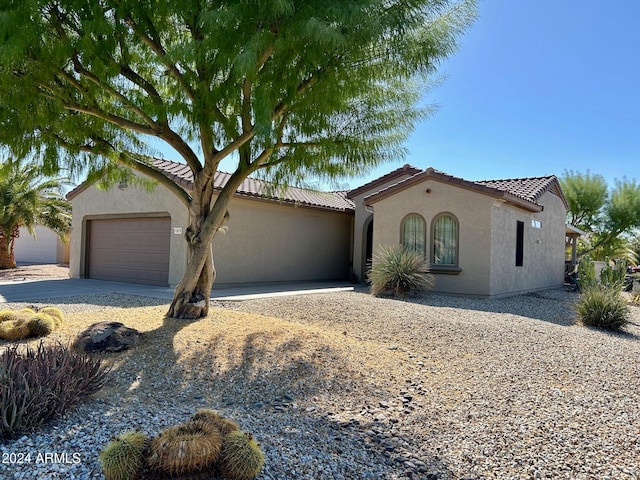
[370,179,495,296]
[69,182,188,286]
[213,197,352,284]
[350,174,417,282]
[489,191,566,295]
[69,181,352,287]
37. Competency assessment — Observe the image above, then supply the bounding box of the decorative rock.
[73,321,142,352]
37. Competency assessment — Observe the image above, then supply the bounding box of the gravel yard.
[0,286,639,480]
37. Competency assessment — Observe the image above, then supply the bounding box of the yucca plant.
[576,284,630,330]
[368,244,434,296]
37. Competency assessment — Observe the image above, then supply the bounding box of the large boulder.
[74,321,142,353]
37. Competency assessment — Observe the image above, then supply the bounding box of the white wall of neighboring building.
[14,226,68,264]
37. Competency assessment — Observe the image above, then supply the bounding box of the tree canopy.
[561,170,640,261]
[0,0,477,317]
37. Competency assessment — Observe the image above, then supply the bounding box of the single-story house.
[67,158,574,296]
[13,226,70,265]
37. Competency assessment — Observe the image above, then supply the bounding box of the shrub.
[368,244,434,296]
[576,284,630,330]
[0,341,110,439]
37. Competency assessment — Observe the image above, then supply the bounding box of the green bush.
[576,284,630,330]
[368,244,434,296]
[0,341,110,440]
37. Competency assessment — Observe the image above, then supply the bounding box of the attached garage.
[86,216,171,286]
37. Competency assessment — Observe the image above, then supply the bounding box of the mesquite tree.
[0,0,476,318]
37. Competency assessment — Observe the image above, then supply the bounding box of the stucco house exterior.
[14,226,70,265]
[67,158,571,296]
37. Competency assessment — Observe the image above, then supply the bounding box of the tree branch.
[70,54,161,130]
[117,153,192,207]
[124,16,197,103]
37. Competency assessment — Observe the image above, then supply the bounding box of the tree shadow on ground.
[95,310,453,479]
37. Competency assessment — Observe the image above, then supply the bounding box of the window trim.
[430,212,460,269]
[400,213,426,257]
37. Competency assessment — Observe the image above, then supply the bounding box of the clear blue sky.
[156,0,640,191]
[352,0,640,189]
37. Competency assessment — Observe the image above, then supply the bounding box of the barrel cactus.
[218,430,265,480]
[189,409,240,436]
[100,430,149,480]
[147,422,223,476]
[27,313,57,337]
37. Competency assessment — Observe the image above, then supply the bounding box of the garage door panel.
[87,217,170,286]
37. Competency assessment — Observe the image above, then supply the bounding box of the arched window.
[432,213,458,265]
[401,214,426,256]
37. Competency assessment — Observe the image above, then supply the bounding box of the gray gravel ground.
[1,287,639,480]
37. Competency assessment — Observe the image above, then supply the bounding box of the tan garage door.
[87,217,170,286]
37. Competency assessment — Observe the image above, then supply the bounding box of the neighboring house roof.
[346,163,421,199]
[67,158,355,213]
[364,167,568,213]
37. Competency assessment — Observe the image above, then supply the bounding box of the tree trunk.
[0,238,17,269]
[167,240,215,319]
[165,165,251,319]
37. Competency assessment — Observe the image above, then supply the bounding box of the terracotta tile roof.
[475,176,566,206]
[364,167,568,212]
[346,163,421,199]
[151,159,355,212]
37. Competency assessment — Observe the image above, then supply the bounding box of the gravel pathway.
[1,287,639,480]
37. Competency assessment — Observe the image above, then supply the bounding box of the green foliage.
[577,255,597,290]
[561,170,640,258]
[561,170,608,231]
[0,0,477,316]
[99,430,149,480]
[218,430,265,480]
[0,341,109,439]
[576,284,630,330]
[0,158,71,268]
[369,244,435,296]
[599,257,627,289]
[26,313,56,338]
[147,422,223,476]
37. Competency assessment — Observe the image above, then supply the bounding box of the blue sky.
[155,0,640,191]
[354,0,640,189]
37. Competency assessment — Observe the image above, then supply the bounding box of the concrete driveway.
[0,278,354,303]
